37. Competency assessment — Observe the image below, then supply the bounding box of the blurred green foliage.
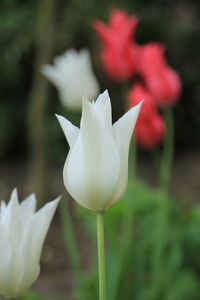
[75,179,200,300]
[22,290,44,300]
[0,0,200,160]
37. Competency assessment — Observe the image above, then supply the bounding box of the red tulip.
[93,9,138,80]
[137,43,181,106]
[146,67,181,106]
[137,43,167,76]
[128,83,165,148]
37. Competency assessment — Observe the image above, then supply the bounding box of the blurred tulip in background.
[41,49,99,111]
[137,43,181,106]
[93,9,138,80]
[128,83,165,148]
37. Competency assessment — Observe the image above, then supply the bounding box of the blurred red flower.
[93,9,138,80]
[93,9,181,148]
[128,83,165,148]
[136,43,166,75]
[137,43,181,106]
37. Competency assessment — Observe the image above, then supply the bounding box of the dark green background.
[0,0,199,160]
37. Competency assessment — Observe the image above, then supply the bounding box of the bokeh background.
[0,0,200,299]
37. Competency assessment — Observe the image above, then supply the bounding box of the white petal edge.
[41,65,60,86]
[56,114,79,148]
[20,194,36,222]
[0,224,12,299]
[109,101,143,207]
[18,197,60,294]
[93,90,112,130]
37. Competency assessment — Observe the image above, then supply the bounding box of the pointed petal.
[10,188,19,203]
[0,200,6,214]
[1,190,24,295]
[0,224,12,299]
[93,21,111,46]
[20,194,36,222]
[64,99,120,211]
[1,189,21,237]
[94,90,112,130]
[56,114,79,148]
[19,198,60,293]
[41,65,60,86]
[110,101,142,206]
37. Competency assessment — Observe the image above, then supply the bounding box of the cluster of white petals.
[0,189,59,299]
[41,49,99,111]
[57,91,142,212]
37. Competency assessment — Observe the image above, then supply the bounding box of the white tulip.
[56,90,142,212]
[41,49,100,111]
[0,189,60,299]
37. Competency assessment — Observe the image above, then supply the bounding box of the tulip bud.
[0,189,60,299]
[136,43,181,106]
[136,43,167,76]
[41,49,99,111]
[57,90,142,211]
[128,83,165,148]
[93,9,138,80]
[146,67,181,106]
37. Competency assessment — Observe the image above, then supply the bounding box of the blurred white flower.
[0,189,60,299]
[56,90,142,212]
[41,49,100,111]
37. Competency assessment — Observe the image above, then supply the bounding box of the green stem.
[150,109,174,298]
[160,109,174,191]
[151,193,168,297]
[97,212,106,300]
[129,136,137,178]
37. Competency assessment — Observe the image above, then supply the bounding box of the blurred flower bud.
[145,67,181,106]
[128,83,165,148]
[41,49,99,111]
[56,90,142,211]
[137,43,167,75]
[0,189,59,299]
[137,43,181,106]
[93,9,138,80]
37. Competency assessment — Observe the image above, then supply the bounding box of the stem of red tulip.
[160,108,174,191]
[150,108,173,299]
[97,212,106,300]
[129,136,137,178]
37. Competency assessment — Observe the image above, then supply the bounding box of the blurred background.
[0,0,200,299]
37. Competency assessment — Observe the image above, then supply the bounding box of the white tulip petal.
[3,191,24,295]
[0,200,6,215]
[20,194,36,222]
[0,190,60,299]
[41,48,99,111]
[56,114,79,148]
[110,101,142,206]
[94,90,112,130]
[1,189,21,243]
[10,188,18,203]
[0,224,11,298]
[18,198,60,292]
[41,65,60,86]
[64,99,120,211]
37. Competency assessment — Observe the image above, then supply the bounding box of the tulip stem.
[97,212,106,300]
[160,108,174,191]
[129,136,137,178]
